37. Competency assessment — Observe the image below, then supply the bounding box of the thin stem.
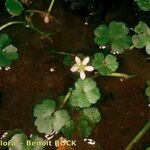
[125,120,150,150]
[50,50,75,56]
[26,9,44,15]
[93,72,137,79]
[59,91,72,109]
[130,45,135,50]
[0,21,52,41]
[109,72,137,79]
[0,21,27,31]
[47,0,55,14]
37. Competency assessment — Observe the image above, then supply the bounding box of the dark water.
[0,0,150,150]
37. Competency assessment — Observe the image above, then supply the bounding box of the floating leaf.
[34,99,70,134]
[29,135,44,150]
[8,133,28,150]
[53,110,71,131]
[81,107,101,124]
[134,0,150,11]
[5,0,24,16]
[92,53,119,76]
[77,120,92,138]
[69,78,101,108]
[8,133,44,150]
[94,22,132,53]
[62,120,75,139]
[132,22,150,55]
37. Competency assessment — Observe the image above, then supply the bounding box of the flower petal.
[70,65,78,72]
[82,57,90,65]
[85,66,94,72]
[80,71,86,80]
[75,56,81,64]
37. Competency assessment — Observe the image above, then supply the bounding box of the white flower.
[70,56,94,80]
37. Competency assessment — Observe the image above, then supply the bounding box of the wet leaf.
[132,22,150,55]
[94,22,131,53]
[34,99,70,134]
[135,0,150,11]
[62,120,75,138]
[81,107,101,124]
[92,53,119,76]
[5,0,24,16]
[69,78,101,108]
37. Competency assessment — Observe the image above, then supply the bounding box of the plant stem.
[50,50,75,56]
[109,72,137,79]
[125,120,150,150]
[59,91,72,109]
[0,21,52,41]
[47,0,55,14]
[0,21,27,31]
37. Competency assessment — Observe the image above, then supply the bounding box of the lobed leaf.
[92,53,119,76]
[94,22,132,53]
[69,78,101,108]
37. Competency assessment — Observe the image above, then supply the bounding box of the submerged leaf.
[62,120,75,139]
[82,107,101,124]
[5,0,24,16]
[77,120,92,138]
[0,34,19,67]
[0,33,11,50]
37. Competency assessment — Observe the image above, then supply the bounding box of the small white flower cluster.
[70,56,94,80]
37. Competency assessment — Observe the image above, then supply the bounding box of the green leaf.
[92,53,119,76]
[8,133,28,150]
[135,0,150,11]
[8,133,44,150]
[53,109,71,132]
[77,120,92,138]
[34,99,70,134]
[146,147,150,150]
[94,22,131,53]
[82,107,101,124]
[0,33,11,50]
[94,25,109,45]
[34,116,54,134]
[69,78,101,108]
[132,22,150,55]
[29,135,44,150]
[62,120,75,138]
[5,0,24,16]
[145,86,150,97]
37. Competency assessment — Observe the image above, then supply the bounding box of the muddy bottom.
[0,0,150,150]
